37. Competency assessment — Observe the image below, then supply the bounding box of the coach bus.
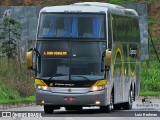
[26,2,141,113]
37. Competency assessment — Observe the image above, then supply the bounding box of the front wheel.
[100,105,111,113]
[100,92,113,113]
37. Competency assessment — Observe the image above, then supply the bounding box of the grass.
[0,57,35,104]
[0,96,35,104]
[0,58,35,97]
[0,71,35,105]
[0,80,20,101]
[140,61,160,93]
[140,91,160,96]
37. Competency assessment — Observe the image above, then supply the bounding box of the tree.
[0,17,21,63]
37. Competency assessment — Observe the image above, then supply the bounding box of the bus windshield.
[38,13,105,39]
[37,41,106,80]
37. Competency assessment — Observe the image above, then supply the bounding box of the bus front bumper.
[36,89,107,106]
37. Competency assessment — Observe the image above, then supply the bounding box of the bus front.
[27,7,110,113]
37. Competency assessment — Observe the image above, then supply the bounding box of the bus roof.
[40,5,108,13]
[40,2,138,17]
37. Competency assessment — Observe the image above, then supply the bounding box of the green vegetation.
[0,79,19,101]
[0,58,34,104]
[0,17,34,104]
[140,61,160,94]
[0,96,35,104]
[109,0,139,4]
[140,91,160,96]
[148,16,158,31]
[0,58,34,95]
[1,17,21,63]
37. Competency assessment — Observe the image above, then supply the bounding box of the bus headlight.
[35,79,50,91]
[90,85,105,92]
[89,80,107,92]
[37,85,50,91]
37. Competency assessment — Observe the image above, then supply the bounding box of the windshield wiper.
[48,74,67,80]
[71,75,90,80]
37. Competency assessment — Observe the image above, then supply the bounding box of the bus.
[26,2,141,113]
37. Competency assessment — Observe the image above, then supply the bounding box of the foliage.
[0,17,21,61]
[109,0,139,4]
[0,96,35,104]
[144,0,160,4]
[148,16,158,31]
[0,80,20,100]
[140,91,160,96]
[140,61,160,92]
[2,40,17,59]
[0,58,35,98]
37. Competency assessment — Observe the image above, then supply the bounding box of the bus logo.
[68,88,71,92]
[50,83,53,87]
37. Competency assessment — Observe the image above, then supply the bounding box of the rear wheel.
[44,105,54,114]
[123,89,133,110]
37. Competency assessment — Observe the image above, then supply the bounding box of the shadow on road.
[42,109,121,117]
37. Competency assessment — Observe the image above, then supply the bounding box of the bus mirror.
[105,49,112,70]
[26,51,33,70]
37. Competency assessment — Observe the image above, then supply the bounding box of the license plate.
[64,97,76,101]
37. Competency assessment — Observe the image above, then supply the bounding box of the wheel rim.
[110,93,114,109]
[129,91,133,108]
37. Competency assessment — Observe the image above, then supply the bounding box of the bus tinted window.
[112,15,139,43]
[38,13,105,39]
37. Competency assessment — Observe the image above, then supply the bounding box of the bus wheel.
[100,105,111,113]
[123,90,133,110]
[44,105,54,114]
[100,92,113,113]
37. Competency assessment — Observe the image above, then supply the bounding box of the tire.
[44,105,54,114]
[123,90,133,110]
[100,105,111,113]
[100,92,113,113]
[113,104,122,110]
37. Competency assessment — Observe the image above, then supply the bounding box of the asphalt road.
[0,98,160,120]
